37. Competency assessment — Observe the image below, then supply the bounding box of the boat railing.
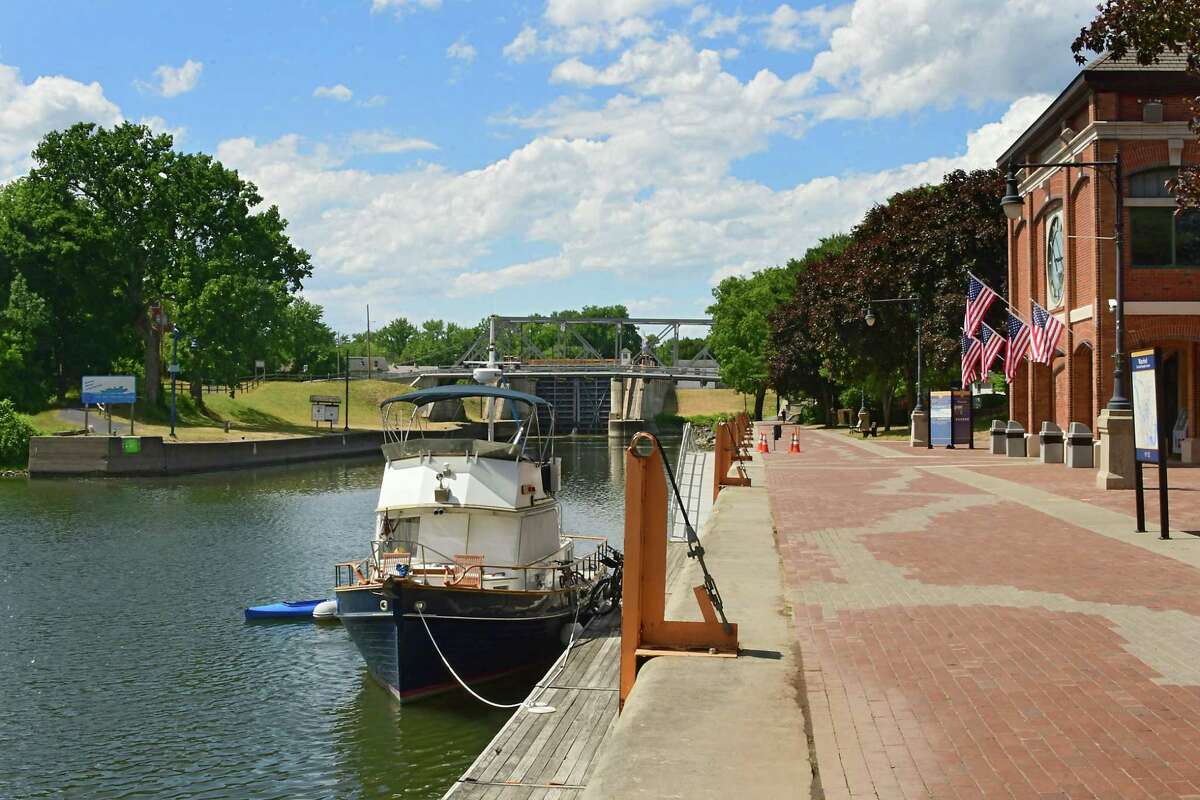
[333,538,617,593]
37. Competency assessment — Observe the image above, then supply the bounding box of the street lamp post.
[1001,155,1128,410]
[864,296,923,412]
[169,326,180,438]
[343,338,350,432]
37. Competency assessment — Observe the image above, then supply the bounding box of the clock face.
[1046,214,1065,308]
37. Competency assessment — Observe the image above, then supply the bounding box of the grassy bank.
[27,379,417,442]
[656,387,779,426]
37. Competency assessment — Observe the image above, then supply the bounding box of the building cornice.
[1017,121,1195,193]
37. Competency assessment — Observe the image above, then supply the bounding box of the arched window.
[1129,167,1200,267]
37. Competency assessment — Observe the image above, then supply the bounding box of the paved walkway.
[767,427,1200,800]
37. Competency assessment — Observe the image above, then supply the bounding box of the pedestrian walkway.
[767,427,1200,800]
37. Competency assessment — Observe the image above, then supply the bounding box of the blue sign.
[81,375,136,405]
[1130,349,1160,463]
[930,392,953,446]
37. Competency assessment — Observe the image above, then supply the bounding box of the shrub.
[0,399,36,468]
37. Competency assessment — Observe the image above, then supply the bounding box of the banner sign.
[930,390,973,447]
[82,376,136,405]
[929,391,952,446]
[1131,349,1161,464]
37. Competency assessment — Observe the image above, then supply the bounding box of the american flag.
[978,322,1005,377]
[1005,311,1030,382]
[961,333,983,385]
[964,273,998,336]
[1029,300,1065,364]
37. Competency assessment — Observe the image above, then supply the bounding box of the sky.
[0,0,1100,333]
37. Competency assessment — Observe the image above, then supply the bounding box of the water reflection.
[0,437,638,800]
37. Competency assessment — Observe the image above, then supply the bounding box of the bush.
[0,398,36,468]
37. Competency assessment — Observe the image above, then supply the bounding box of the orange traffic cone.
[789,432,800,454]
[757,432,768,453]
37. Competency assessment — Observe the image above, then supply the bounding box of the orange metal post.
[713,421,752,501]
[621,433,739,710]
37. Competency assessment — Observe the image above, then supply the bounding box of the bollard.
[989,420,1006,455]
[1065,422,1094,468]
[1039,421,1064,464]
[1005,420,1026,457]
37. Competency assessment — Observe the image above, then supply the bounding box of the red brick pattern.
[767,429,1200,800]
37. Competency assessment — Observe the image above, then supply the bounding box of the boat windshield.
[380,386,554,465]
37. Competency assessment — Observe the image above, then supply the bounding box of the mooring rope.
[414,591,584,711]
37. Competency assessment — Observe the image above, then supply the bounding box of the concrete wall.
[29,432,387,477]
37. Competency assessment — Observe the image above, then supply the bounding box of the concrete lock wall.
[28,432,387,477]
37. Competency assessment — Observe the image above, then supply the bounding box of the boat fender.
[560,621,583,647]
[379,599,389,611]
[312,599,338,621]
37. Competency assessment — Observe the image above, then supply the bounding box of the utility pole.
[344,338,350,432]
[366,304,372,381]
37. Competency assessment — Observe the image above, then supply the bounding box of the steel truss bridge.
[451,315,719,379]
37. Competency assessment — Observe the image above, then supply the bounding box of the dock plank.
[442,542,688,800]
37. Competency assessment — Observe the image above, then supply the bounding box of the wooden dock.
[442,544,687,800]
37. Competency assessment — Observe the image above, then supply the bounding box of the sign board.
[348,356,389,373]
[255,360,266,369]
[1131,349,1162,464]
[121,437,141,454]
[1131,347,1170,538]
[82,376,136,405]
[310,394,341,425]
[929,390,973,448]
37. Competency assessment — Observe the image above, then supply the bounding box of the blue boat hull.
[244,599,324,620]
[336,581,575,702]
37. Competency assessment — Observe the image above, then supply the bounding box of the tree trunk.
[753,385,766,421]
[137,313,162,406]
[190,372,203,406]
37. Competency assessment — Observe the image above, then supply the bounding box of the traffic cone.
[789,432,800,454]
[757,432,768,453]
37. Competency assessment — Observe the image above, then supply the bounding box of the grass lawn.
[28,379,422,441]
[667,388,780,420]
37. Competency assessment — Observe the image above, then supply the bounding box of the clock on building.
[1046,213,1064,309]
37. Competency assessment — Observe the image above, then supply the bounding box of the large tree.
[708,267,793,420]
[26,122,311,405]
[1072,0,1200,208]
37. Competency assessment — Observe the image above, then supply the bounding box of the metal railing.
[334,538,617,592]
[667,422,709,542]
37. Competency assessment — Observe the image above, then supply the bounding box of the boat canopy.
[380,384,551,410]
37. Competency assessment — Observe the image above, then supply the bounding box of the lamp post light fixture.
[864,296,923,413]
[1001,156,1128,411]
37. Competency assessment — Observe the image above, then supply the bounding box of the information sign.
[82,376,136,405]
[1130,347,1170,538]
[929,390,973,448]
[929,392,952,446]
[310,394,341,427]
[1131,349,1161,464]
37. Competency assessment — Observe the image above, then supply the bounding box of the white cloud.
[358,94,388,108]
[545,0,692,26]
[371,0,441,14]
[807,0,1093,118]
[346,131,438,153]
[761,4,849,51]
[139,115,186,143]
[140,59,203,97]
[0,64,123,181]
[215,26,1052,321]
[503,17,656,61]
[447,36,477,63]
[313,83,353,102]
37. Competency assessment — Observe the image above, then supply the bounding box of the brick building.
[998,53,1200,450]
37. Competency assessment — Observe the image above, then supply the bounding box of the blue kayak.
[244,599,325,620]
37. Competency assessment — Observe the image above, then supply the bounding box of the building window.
[1129,167,1200,268]
[1046,212,1064,308]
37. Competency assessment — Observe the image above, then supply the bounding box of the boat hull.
[336,580,575,702]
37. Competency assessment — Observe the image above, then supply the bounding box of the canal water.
[0,438,641,800]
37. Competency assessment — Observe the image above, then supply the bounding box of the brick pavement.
[765,426,1200,800]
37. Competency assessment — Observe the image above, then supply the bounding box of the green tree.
[375,317,418,362]
[0,398,37,468]
[1072,0,1199,208]
[27,122,311,405]
[0,273,51,409]
[707,268,793,420]
[274,298,336,374]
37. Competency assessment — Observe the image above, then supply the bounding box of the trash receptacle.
[1039,421,1064,464]
[1005,420,1026,458]
[990,420,1005,455]
[1065,422,1094,468]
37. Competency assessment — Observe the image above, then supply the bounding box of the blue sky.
[0,0,1098,333]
